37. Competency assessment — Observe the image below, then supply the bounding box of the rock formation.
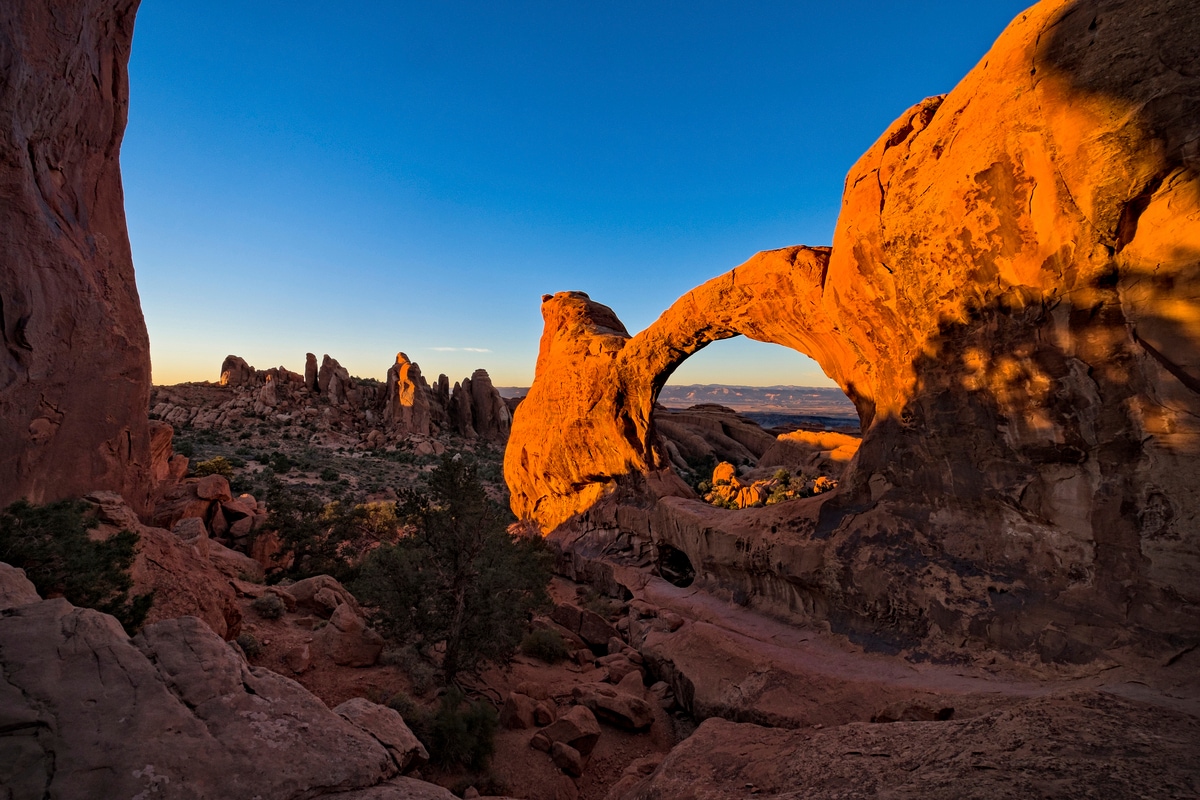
[383,352,432,436]
[0,581,446,799]
[152,353,512,450]
[218,354,256,387]
[0,0,152,514]
[468,368,512,440]
[505,0,1200,658]
[620,692,1200,799]
[305,351,319,390]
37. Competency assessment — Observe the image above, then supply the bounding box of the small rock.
[551,741,584,777]
[283,644,312,674]
[533,705,601,756]
[501,692,537,730]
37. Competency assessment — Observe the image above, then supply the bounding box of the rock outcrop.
[617,692,1200,800]
[151,354,511,450]
[0,0,152,514]
[505,0,1200,658]
[383,352,432,436]
[0,586,458,799]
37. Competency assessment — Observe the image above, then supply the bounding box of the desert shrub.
[352,456,552,685]
[236,632,261,658]
[581,589,624,619]
[266,483,401,582]
[0,499,153,632]
[175,439,195,458]
[419,689,498,772]
[381,644,439,695]
[268,452,293,473]
[194,456,235,479]
[251,593,285,619]
[387,690,421,720]
[319,467,340,482]
[520,629,570,664]
[773,468,791,484]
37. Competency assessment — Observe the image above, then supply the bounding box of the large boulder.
[504,0,1200,657]
[0,562,39,610]
[0,0,153,514]
[0,601,400,798]
[334,698,429,772]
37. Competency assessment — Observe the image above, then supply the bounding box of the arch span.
[503,245,868,532]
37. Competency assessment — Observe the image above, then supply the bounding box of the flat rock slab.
[620,691,1200,799]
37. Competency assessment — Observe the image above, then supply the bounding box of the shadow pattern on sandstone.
[504,0,1200,661]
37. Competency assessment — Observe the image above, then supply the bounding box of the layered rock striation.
[505,0,1200,658]
[0,0,152,513]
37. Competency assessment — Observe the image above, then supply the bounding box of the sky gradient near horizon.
[124,1,1033,388]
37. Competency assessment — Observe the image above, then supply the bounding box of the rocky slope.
[0,0,153,513]
[505,0,1200,660]
[0,566,456,800]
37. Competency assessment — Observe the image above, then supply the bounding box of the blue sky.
[124,1,1032,388]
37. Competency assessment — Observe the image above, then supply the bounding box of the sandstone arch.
[505,0,1200,656]
[504,245,863,532]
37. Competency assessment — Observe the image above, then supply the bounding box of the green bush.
[385,689,498,771]
[251,593,286,619]
[420,689,498,772]
[268,452,293,473]
[520,629,570,664]
[194,456,234,479]
[387,690,422,721]
[236,632,261,658]
[319,467,340,482]
[0,500,153,632]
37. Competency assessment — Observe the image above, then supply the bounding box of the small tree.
[353,455,551,685]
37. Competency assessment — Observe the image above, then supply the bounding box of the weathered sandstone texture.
[615,691,1200,800]
[0,0,152,513]
[0,585,446,799]
[505,0,1200,658]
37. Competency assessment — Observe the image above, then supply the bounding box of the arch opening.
[652,336,861,510]
[655,543,696,588]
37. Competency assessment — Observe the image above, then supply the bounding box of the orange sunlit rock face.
[505,0,1200,652]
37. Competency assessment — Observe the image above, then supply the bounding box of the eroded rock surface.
[615,692,1200,800]
[0,597,419,799]
[0,0,152,513]
[504,0,1200,657]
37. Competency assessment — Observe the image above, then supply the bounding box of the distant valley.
[499,383,861,433]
